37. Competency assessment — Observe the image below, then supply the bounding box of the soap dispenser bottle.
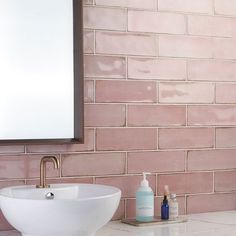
[136,172,154,222]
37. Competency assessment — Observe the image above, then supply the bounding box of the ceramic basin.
[0,184,121,236]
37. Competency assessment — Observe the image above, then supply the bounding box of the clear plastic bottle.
[136,172,154,222]
[169,193,179,220]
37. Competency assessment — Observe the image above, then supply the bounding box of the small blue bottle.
[161,195,169,220]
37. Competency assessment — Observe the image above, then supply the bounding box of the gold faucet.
[36,156,60,188]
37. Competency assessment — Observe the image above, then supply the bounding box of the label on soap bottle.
[136,195,154,217]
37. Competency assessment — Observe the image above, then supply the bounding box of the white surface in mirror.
[0,0,74,139]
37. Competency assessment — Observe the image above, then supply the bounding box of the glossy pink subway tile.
[127,105,186,127]
[188,60,236,82]
[214,38,236,60]
[128,11,186,34]
[84,0,93,5]
[216,128,236,148]
[158,0,213,14]
[159,35,213,59]
[0,146,24,154]
[215,0,236,16]
[96,128,157,151]
[188,105,236,126]
[96,80,157,103]
[216,83,236,103]
[187,193,236,214]
[96,31,157,56]
[84,55,126,78]
[215,171,236,192]
[62,153,126,176]
[128,58,186,81]
[84,80,94,103]
[159,82,214,104]
[188,15,236,37]
[85,104,126,127]
[84,7,126,31]
[159,128,214,149]
[188,149,236,171]
[157,172,213,195]
[84,30,94,54]
[127,151,185,174]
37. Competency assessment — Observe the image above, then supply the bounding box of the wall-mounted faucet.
[36,156,60,188]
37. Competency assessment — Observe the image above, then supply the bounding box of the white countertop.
[2,211,236,236]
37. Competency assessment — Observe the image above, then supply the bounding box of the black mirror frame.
[0,0,84,145]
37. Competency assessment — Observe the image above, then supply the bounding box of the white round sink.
[0,184,121,236]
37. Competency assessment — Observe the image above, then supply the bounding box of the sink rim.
[0,183,121,202]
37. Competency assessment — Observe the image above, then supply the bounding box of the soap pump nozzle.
[141,172,151,187]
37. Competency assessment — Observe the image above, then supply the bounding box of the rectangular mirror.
[0,0,83,144]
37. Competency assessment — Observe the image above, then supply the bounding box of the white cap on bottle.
[141,172,151,187]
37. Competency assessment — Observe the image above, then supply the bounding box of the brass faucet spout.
[36,156,60,188]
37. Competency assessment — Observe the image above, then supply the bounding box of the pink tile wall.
[1,0,236,230]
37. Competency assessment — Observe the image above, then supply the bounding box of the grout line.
[125,56,128,80]
[125,104,128,127]
[125,152,128,174]
[185,191,236,196]
[214,82,216,104]
[156,81,159,104]
[212,0,215,16]
[185,105,188,127]
[5,146,236,156]
[157,81,160,103]
[156,34,159,57]
[94,80,96,103]
[155,173,158,196]
[94,128,96,152]
[214,127,217,149]
[213,171,215,193]
[124,199,127,219]
[185,195,188,214]
[92,79,95,104]
[186,59,189,81]
[85,125,236,129]
[88,102,236,106]
[185,14,189,35]
[126,8,128,32]
[84,52,236,62]
[85,27,235,39]
[93,30,96,55]
[84,54,236,64]
[185,150,188,172]
[59,154,62,178]
[156,128,159,150]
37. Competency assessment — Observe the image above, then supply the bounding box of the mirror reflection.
[0,0,83,142]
